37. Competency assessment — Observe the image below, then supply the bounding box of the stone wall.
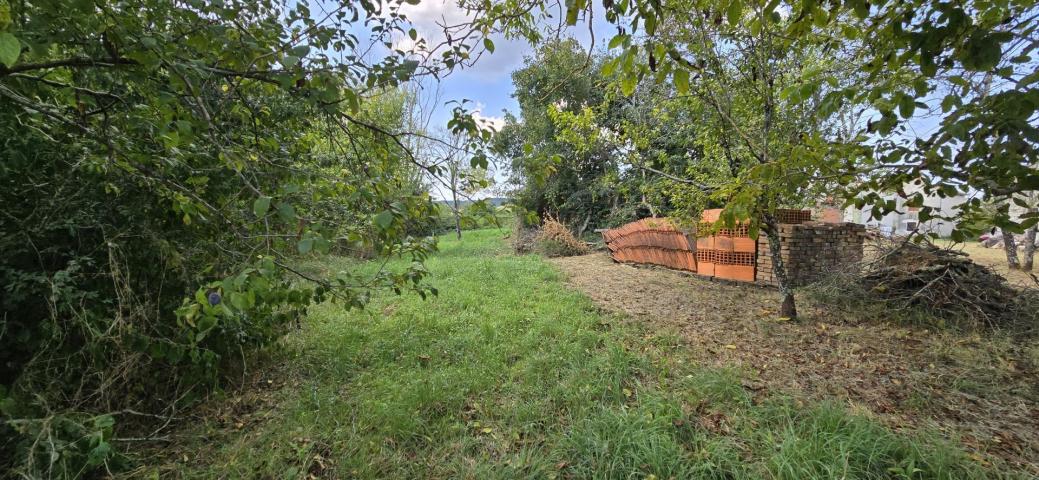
[756,222,866,287]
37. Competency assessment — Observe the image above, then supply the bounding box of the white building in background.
[843,184,967,238]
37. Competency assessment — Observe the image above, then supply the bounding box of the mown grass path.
[152,229,1014,479]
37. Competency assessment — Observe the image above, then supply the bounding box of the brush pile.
[535,216,590,257]
[861,240,1035,330]
[510,216,540,254]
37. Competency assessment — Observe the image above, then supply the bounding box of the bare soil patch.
[550,253,1039,474]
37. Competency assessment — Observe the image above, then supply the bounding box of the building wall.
[844,190,966,238]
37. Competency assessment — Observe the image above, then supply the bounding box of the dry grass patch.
[550,252,1039,474]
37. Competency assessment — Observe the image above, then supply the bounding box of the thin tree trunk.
[1002,228,1020,269]
[452,192,462,240]
[576,213,591,239]
[763,213,797,319]
[1022,224,1037,271]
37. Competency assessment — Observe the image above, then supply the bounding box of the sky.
[393,0,524,129]
[390,0,611,130]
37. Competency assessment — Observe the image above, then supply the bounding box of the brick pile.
[775,208,813,224]
[603,209,864,287]
[602,218,697,272]
[756,222,866,287]
[696,209,756,282]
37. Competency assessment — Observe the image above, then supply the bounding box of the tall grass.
[146,229,1018,479]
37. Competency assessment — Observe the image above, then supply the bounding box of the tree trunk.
[1022,224,1037,271]
[763,214,797,319]
[452,193,462,240]
[1002,228,1020,269]
[576,213,591,239]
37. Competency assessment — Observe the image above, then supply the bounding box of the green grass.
[154,229,1015,479]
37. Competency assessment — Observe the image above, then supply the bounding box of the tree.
[495,39,623,233]
[429,127,491,239]
[547,2,862,317]
[1023,223,1038,271]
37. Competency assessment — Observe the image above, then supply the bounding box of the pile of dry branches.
[510,215,539,254]
[535,216,590,257]
[860,241,1036,330]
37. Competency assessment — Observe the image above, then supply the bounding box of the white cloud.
[474,111,505,131]
[391,0,525,83]
[392,0,472,55]
[468,101,505,131]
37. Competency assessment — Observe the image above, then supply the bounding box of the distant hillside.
[434,197,510,208]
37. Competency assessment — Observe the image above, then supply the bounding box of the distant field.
[938,241,1038,287]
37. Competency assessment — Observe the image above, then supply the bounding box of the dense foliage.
[494,40,619,233]
[496,40,719,234]
[0,0,492,477]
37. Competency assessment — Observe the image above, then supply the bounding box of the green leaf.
[197,315,217,332]
[644,13,657,36]
[812,7,828,27]
[297,237,313,254]
[230,292,247,309]
[727,0,742,25]
[565,3,580,25]
[483,38,494,53]
[86,442,112,468]
[0,32,19,67]
[898,93,915,118]
[277,202,296,222]
[674,68,689,94]
[374,210,393,229]
[852,0,868,19]
[253,196,271,218]
[963,33,1002,71]
[621,75,637,96]
[608,34,628,49]
[0,1,11,30]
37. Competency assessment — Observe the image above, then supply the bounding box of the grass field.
[937,240,1037,287]
[140,229,1021,479]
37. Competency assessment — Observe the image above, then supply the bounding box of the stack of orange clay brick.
[756,221,866,287]
[603,209,864,287]
[695,209,756,282]
[601,218,696,271]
